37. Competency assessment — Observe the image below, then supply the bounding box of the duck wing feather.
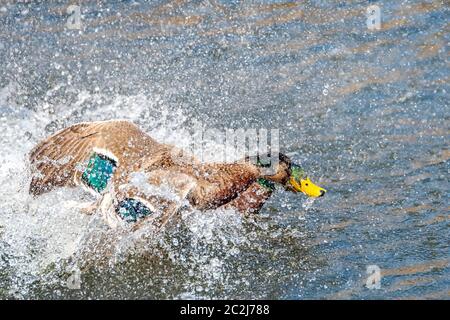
[29,120,163,196]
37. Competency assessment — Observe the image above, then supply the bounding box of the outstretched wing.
[29,120,161,196]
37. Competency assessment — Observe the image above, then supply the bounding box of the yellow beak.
[289,176,326,197]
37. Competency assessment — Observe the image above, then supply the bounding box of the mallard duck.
[29,120,326,228]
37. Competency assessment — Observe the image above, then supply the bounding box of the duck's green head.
[286,164,326,197]
[255,153,326,198]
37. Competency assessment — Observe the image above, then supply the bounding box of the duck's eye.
[305,183,309,186]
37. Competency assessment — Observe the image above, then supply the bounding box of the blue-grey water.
[0,1,448,299]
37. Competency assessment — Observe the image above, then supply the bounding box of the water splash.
[1,88,299,298]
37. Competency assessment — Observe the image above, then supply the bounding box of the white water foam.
[0,86,251,297]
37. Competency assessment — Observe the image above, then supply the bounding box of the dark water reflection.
[0,1,448,299]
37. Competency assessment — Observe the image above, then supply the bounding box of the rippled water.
[0,1,448,299]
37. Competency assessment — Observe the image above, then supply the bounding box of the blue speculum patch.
[81,153,116,193]
[116,198,153,222]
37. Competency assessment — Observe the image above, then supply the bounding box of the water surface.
[0,0,448,299]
